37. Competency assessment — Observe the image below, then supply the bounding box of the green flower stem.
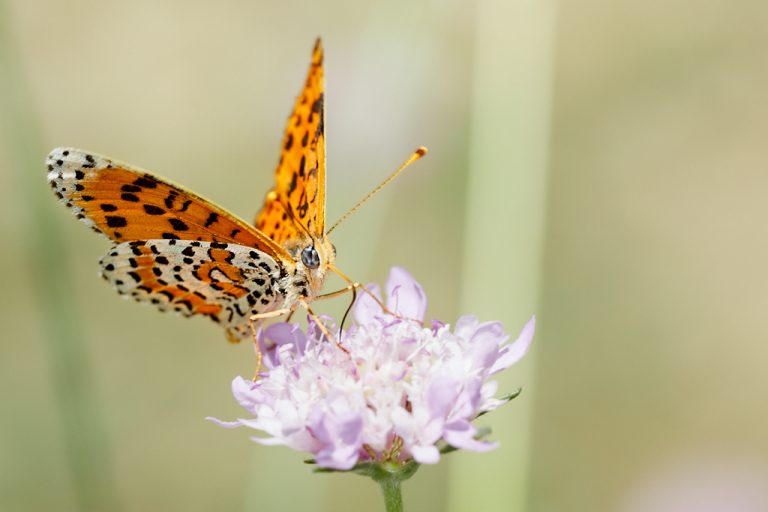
[379,477,403,512]
[347,460,419,512]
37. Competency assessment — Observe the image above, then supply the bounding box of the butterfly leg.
[320,267,422,324]
[299,300,350,355]
[247,307,294,380]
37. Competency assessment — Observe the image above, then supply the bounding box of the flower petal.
[411,444,441,464]
[352,283,384,324]
[490,316,535,375]
[454,315,479,339]
[385,267,427,320]
[205,417,243,429]
[259,322,307,368]
[427,376,460,418]
[443,421,499,453]
[231,376,260,412]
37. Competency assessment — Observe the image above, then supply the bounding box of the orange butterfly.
[46,39,425,342]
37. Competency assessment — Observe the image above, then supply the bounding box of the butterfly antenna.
[326,147,428,235]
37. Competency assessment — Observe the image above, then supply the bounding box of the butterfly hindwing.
[100,240,285,339]
[47,147,289,260]
[255,38,326,247]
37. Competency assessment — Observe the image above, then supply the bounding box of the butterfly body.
[47,40,334,341]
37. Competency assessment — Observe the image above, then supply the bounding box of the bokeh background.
[2,0,767,511]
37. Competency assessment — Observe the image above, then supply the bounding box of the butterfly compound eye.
[301,245,321,269]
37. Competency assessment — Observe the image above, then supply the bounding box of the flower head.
[210,267,534,470]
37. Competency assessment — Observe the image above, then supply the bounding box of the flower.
[209,267,534,470]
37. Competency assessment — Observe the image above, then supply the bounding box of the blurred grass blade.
[449,0,556,511]
[0,4,123,511]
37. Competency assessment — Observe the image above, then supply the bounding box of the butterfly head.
[293,235,335,297]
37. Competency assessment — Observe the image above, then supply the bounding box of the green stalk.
[450,0,556,511]
[0,4,123,511]
[349,460,418,512]
[378,477,403,512]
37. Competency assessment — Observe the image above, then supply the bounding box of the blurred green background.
[2,0,767,511]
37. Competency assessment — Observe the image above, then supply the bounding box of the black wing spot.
[121,193,140,202]
[133,176,158,189]
[297,201,308,219]
[204,212,219,227]
[105,216,127,228]
[143,204,165,215]
[169,218,189,231]
[311,94,323,114]
[100,203,118,212]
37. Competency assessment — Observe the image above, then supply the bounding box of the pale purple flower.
[209,267,534,470]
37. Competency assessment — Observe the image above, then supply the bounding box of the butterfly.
[47,39,426,344]
[46,39,342,342]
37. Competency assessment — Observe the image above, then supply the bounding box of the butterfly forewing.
[255,39,326,246]
[47,147,288,259]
